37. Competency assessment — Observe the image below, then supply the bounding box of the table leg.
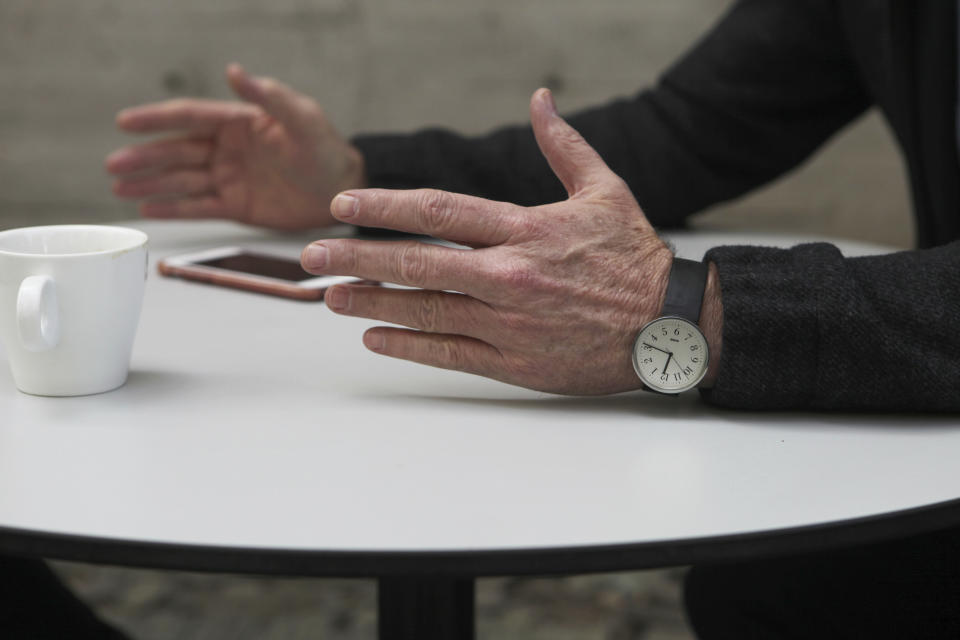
[377,576,475,640]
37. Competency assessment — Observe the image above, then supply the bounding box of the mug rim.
[0,224,148,259]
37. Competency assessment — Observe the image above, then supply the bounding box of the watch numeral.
[690,345,699,351]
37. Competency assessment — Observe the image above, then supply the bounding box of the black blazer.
[354,0,960,410]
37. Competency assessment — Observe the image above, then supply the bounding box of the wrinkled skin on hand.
[106,64,365,231]
[301,89,683,395]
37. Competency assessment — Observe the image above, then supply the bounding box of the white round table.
[2,221,958,638]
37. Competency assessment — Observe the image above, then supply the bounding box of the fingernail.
[364,331,385,352]
[302,244,328,270]
[332,193,358,219]
[542,89,557,115]
[326,286,349,311]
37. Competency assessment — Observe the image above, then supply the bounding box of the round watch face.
[632,316,709,393]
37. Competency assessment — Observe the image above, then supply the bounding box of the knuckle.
[558,131,584,152]
[416,294,445,332]
[417,189,458,234]
[334,242,359,272]
[361,189,381,216]
[432,337,466,370]
[347,245,364,273]
[396,243,431,284]
[552,122,585,149]
[489,260,536,292]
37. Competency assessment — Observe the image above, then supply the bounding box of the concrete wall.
[0,0,913,247]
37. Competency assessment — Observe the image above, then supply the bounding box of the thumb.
[226,63,317,134]
[530,88,613,198]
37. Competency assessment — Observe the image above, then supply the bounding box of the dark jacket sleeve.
[352,0,871,227]
[701,241,960,411]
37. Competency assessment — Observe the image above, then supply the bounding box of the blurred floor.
[53,562,693,640]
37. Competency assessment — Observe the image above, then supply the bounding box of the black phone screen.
[197,252,315,282]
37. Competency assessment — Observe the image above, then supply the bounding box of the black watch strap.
[638,258,709,395]
[661,258,708,323]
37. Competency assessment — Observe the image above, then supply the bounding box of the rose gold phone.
[157,247,364,301]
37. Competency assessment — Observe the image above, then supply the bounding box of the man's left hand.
[302,89,714,395]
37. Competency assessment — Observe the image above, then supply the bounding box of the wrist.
[698,262,723,389]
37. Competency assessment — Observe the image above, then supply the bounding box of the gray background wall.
[2,0,913,248]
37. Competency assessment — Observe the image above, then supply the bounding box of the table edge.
[3,497,960,578]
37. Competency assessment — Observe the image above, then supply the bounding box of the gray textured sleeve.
[700,241,960,411]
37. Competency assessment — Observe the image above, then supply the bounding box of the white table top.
[1,221,958,573]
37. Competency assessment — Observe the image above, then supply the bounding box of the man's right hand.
[106,64,365,231]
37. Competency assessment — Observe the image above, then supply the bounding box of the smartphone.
[157,247,365,301]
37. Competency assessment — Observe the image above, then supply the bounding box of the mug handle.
[17,275,60,352]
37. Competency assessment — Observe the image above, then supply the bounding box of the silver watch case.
[631,315,710,394]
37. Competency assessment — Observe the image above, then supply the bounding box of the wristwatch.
[632,258,710,394]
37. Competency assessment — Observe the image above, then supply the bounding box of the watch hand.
[643,342,671,355]
[663,352,673,374]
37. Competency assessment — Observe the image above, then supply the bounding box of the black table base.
[7,498,960,639]
[378,577,474,640]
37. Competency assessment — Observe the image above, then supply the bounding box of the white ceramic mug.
[0,225,148,396]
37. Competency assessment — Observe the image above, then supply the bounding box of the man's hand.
[106,64,365,231]
[302,89,721,395]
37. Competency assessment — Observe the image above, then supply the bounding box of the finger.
[105,138,213,175]
[362,327,505,380]
[112,170,213,199]
[116,99,257,134]
[529,88,614,197]
[226,63,318,136]
[325,285,497,342]
[139,197,227,220]
[330,188,519,246]
[302,239,481,294]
